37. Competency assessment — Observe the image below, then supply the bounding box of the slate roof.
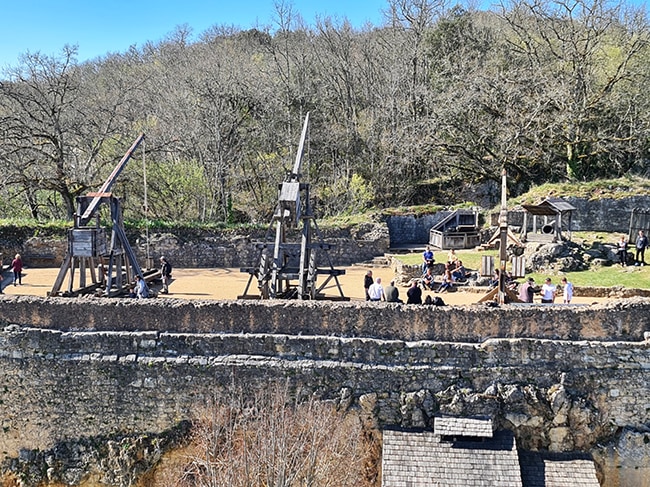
[434,416,494,438]
[382,429,523,487]
[522,198,576,216]
[518,451,600,487]
[382,418,601,487]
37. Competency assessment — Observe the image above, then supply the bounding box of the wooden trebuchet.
[239,113,348,301]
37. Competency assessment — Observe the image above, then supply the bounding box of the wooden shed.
[520,198,576,243]
[429,208,481,250]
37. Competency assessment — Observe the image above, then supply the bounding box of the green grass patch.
[394,247,650,289]
[529,265,650,289]
[511,176,650,205]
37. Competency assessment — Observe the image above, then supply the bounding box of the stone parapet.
[1,295,648,342]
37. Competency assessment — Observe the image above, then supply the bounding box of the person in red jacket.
[11,254,23,286]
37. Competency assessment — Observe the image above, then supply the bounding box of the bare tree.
[500,0,650,180]
[165,383,377,487]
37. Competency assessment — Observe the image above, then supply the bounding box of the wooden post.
[498,168,508,305]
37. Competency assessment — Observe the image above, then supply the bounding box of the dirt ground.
[0,266,607,306]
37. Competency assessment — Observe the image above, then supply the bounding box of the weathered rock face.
[1,298,650,486]
[522,241,589,273]
[4,422,190,487]
[594,430,650,487]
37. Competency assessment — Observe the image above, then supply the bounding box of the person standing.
[406,280,422,304]
[363,270,373,301]
[541,278,557,304]
[385,280,401,303]
[422,245,434,273]
[616,236,628,266]
[11,254,23,286]
[160,256,172,294]
[560,277,574,304]
[635,230,648,266]
[368,277,385,302]
[518,277,537,303]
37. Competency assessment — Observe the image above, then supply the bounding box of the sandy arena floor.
[0,266,607,306]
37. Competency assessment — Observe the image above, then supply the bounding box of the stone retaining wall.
[0,223,390,269]
[1,322,650,486]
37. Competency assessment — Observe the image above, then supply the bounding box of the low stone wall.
[0,295,649,342]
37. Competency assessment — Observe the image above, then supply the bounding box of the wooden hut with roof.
[520,197,576,243]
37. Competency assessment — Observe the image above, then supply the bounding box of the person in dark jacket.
[363,270,373,301]
[616,236,628,266]
[406,280,422,304]
[385,280,402,303]
[636,230,648,266]
[160,256,172,294]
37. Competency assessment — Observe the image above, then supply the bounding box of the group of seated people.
[420,247,468,293]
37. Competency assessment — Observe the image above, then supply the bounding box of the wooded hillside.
[1,0,649,224]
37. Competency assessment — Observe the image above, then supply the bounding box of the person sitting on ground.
[385,280,402,303]
[368,277,385,301]
[518,277,538,303]
[447,248,458,266]
[421,267,436,291]
[436,267,453,293]
[422,245,435,273]
[489,269,500,288]
[505,271,518,291]
[451,260,467,282]
[406,280,422,304]
[135,275,149,299]
[560,276,574,304]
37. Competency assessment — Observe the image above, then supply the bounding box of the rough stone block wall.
[0,295,647,342]
[497,196,650,234]
[385,213,447,245]
[0,223,391,269]
[1,323,650,487]
[567,196,650,233]
[1,297,650,486]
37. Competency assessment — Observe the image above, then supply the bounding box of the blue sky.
[0,0,389,68]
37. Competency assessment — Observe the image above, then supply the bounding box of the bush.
[156,383,379,487]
